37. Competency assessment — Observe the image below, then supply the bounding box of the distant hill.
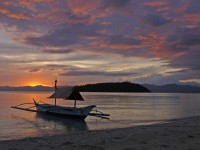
[0,85,53,91]
[143,84,200,93]
[2,83,199,93]
[76,82,150,92]
[0,82,150,92]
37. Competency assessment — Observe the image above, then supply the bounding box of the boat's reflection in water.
[35,112,89,132]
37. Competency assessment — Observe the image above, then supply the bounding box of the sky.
[0,0,200,86]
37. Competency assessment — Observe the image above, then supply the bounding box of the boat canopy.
[49,87,84,101]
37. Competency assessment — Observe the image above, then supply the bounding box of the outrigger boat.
[11,80,109,120]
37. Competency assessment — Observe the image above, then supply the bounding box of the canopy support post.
[74,99,76,108]
[54,79,57,106]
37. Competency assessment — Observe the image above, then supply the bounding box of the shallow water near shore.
[0,91,200,140]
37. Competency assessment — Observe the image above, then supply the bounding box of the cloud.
[149,25,200,76]
[29,67,42,72]
[100,0,134,15]
[43,48,73,54]
[143,13,171,27]
[102,0,132,8]
[162,26,200,59]
[60,70,136,77]
[0,0,200,86]
[170,50,200,71]
[0,7,29,20]
[92,34,143,50]
[25,23,102,47]
[186,0,200,14]
[177,27,200,46]
[46,64,67,68]
[144,1,169,7]
[67,0,100,16]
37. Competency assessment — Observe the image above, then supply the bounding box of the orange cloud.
[150,41,188,60]
[181,14,200,22]
[94,42,144,50]
[0,7,29,20]
[19,0,54,6]
[143,1,172,14]
[2,0,51,6]
[144,1,168,7]
[137,33,186,60]
[68,0,100,16]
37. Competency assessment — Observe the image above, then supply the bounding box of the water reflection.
[1,91,200,140]
[35,113,88,132]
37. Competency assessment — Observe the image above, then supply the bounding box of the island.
[76,82,150,92]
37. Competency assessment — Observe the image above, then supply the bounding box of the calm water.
[0,91,200,140]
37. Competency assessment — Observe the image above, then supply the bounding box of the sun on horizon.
[28,82,50,87]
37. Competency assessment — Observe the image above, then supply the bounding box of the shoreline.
[1,116,200,150]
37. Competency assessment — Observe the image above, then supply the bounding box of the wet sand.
[1,116,200,150]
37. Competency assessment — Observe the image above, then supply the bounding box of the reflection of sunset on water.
[1,91,200,140]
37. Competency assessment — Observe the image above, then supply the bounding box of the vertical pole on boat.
[55,79,57,106]
[74,99,76,108]
[74,88,76,108]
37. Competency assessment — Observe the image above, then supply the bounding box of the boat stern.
[33,99,39,106]
[81,105,96,115]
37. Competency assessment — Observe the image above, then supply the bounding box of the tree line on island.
[76,82,150,92]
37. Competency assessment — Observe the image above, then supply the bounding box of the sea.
[0,91,200,141]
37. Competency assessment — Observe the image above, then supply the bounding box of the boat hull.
[33,100,96,120]
[43,111,87,119]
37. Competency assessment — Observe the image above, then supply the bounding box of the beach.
[0,116,200,150]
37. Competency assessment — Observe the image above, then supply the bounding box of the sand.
[1,116,200,150]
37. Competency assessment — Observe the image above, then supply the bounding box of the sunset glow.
[28,82,48,87]
[0,0,199,86]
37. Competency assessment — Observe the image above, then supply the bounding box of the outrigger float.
[11,80,110,120]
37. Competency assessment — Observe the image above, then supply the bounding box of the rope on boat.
[14,103,34,107]
[11,106,38,112]
[89,109,110,118]
[27,105,36,109]
[39,101,49,104]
